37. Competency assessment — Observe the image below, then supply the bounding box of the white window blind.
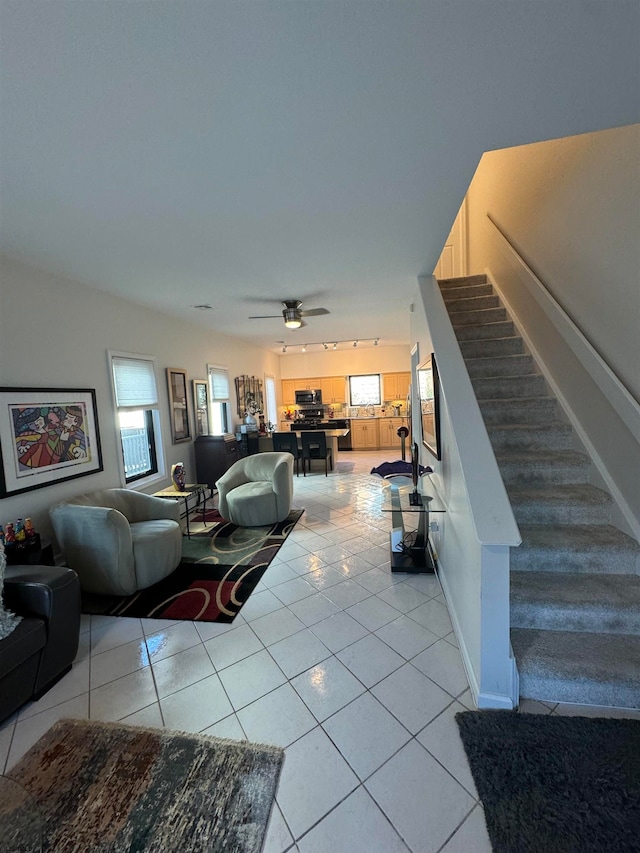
[112,356,158,408]
[208,366,230,401]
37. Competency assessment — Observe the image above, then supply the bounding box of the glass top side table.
[380,475,446,573]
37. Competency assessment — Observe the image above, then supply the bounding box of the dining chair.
[300,431,333,476]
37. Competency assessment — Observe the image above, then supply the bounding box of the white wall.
[0,257,280,538]
[280,346,410,380]
[467,124,640,399]
[466,125,640,534]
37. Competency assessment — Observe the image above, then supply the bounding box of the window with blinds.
[110,353,162,483]
[207,364,231,434]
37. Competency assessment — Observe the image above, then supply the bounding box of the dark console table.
[194,434,239,488]
[380,476,445,573]
[4,535,55,567]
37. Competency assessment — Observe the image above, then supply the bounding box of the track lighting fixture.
[278,338,380,353]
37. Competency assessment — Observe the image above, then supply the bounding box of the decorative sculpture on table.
[171,462,186,492]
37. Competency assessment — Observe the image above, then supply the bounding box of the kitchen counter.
[259,428,348,460]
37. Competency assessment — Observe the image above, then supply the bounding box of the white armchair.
[216,452,294,527]
[50,488,183,596]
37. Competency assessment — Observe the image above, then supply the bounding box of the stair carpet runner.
[438,274,640,709]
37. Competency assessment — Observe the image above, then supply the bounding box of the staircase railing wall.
[411,275,521,709]
[485,214,640,540]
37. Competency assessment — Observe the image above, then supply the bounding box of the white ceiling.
[1,1,638,352]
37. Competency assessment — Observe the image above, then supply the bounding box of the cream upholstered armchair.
[216,452,294,527]
[50,488,182,596]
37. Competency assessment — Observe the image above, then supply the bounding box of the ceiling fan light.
[283,307,302,329]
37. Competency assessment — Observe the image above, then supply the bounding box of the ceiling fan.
[248,299,330,329]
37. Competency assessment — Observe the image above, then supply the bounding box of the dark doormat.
[81,509,304,623]
[455,710,640,853]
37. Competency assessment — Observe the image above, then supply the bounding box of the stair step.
[479,396,558,424]
[472,374,547,399]
[488,423,574,452]
[511,524,640,575]
[438,274,488,289]
[466,354,535,378]
[496,450,591,485]
[459,336,524,359]
[508,484,612,525]
[511,572,640,634]
[450,306,507,327]
[455,321,515,342]
[446,295,500,314]
[511,627,640,707]
[441,283,494,302]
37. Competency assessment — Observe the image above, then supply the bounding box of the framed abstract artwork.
[416,353,442,460]
[0,387,103,497]
[166,368,191,443]
[192,379,210,436]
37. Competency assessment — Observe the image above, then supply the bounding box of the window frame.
[348,374,382,407]
[207,364,232,435]
[109,351,166,488]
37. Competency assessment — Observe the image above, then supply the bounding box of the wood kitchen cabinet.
[379,417,409,450]
[351,420,379,449]
[282,376,345,404]
[281,379,296,404]
[383,372,411,401]
[320,376,346,404]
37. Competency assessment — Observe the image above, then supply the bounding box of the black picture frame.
[0,387,103,497]
[416,353,441,460]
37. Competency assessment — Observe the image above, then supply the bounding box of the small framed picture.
[166,368,191,443]
[192,379,210,436]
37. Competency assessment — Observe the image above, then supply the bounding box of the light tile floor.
[2,450,639,852]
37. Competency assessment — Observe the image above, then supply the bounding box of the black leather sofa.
[0,565,81,724]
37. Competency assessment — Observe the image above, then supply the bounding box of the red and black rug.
[81,509,304,623]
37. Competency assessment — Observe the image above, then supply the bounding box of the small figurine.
[4,523,15,545]
[15,518,26,542]
[25,518,37,539]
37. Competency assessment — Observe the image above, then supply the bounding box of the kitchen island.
[259,428,349,460]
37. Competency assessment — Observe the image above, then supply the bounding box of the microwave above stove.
[295,389,322,405]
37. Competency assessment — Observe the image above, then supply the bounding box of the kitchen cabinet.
[383,372,411,402]
[351,420,379,449]
[283,376,345,404]
[281,379,296,405]
[379,417,409,450]
[320,376,346,404]
[279,421,293,432]
[292,378,317,391]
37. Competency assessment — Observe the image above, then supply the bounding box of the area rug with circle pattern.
[81,509,304,623]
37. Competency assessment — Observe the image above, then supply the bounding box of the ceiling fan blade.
[248,314,281,319]
[299,307,329,317]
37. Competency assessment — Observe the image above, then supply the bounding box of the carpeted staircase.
[438,274,640,709]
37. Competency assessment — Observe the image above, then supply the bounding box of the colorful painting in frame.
[0,387,103,497]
